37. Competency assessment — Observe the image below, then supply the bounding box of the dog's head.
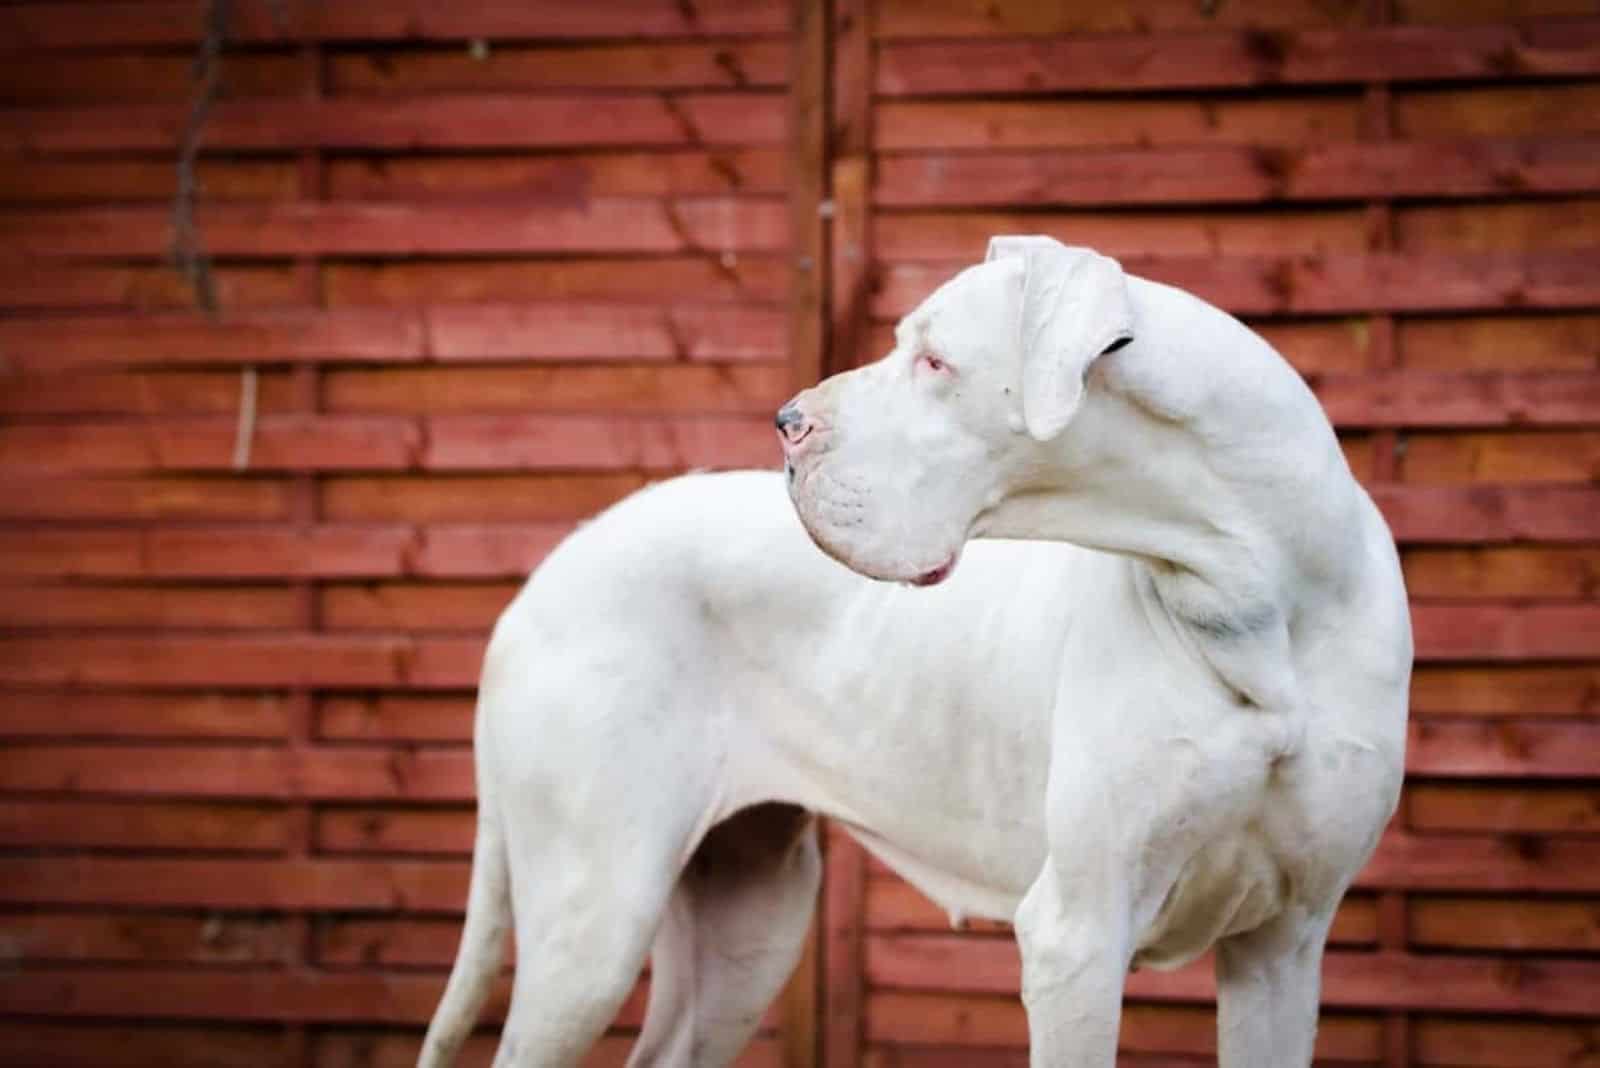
[779,236,1134,585]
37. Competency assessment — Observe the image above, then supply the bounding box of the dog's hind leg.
[627,804,821,1068]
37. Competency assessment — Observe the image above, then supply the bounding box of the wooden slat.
[1407,783,1600,833]
[0,693,293,740]
[0,911,294,965]
[1,198,788,259]
[325,256,790,306]
[0,744,474,801]
[874,0,1368,36]
[0,94,786,152]
[327,40,790,92]
[315,807,475,856]
[0,635,483,689]
[0,584,302,630]
[877,137,1600,207]
[863,937,1600,1016]
[1400,429,1600,483]
[1311,370,1600,427]
[325,149,789,199]
[1394,83,1600,138]
[319,582,517,632]
[1409,896,1600,952]
[0,262,301,311]
[1,1021,295,1068]
[1403,547,1600,599]
[1410,603,1600,661]
[0,0,788,49]
[318,474,646,522]
[316,696,475,743]
[0,800,291,851]
[1371,484,1600,543]
[1407,718,1600,776]
[874,250,1600,318]
[0,476,293,520]
[876,21,1600,94]
[0,304,785,371]
[1411,665,1600,718]
[1400,312,1600,371]
[0,369,299,416]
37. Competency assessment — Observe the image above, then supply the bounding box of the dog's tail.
[418,794,510,1067]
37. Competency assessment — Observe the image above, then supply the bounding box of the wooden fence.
[1,1,1597,1065]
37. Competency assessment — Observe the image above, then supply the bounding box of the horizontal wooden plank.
[323,364,791,415]
[1395,83,1600,139]
[0,744,473,801]
[0,158,298,205]
[877,136,1600,207]
[317,696,475,743]
[2,198,787,259]
[326,148,788,200]
[1403,547,1600,599]
[1400,312,1600,371]
[0,523,571,580]
[1411,1015,1600,1068]
[0,799,291,851]
[1410,664,1600,718]
[319,474,647,522]
[0,911,293,966]
[0,414,779,473]
[874,251,1600,318]
[864,938,1600,1015]
[0,0,787,48]
[0,584,301,630]
[1371,484,1600,543]
[329,40,788,92]
[0,369,298,416]
[0,303,784,371]
[1312,371,1600,428]
[1361,830,1600,891]
[876,21,1600,94]
[0,635,483,688]
[1398,197,1600,253]
[0,692,293,740]
[1410,896,1600,952]
[0,1021,295,1068]
[325,256,789,306]
[0,967,510,1026]
[865,994,1379,1061]
[316,915,497,968]
[0,476,293,520]
[0,856,469,911]
[1411,603,1600,661]
[1400,429,1600,483]
[0,262,301,312]
[316,806,475,856]
[876,96,1363,152]
[320,582,516,632]
[874,0,1367,37]
[0,94,785,152]
[1407,783,1600,833]
[312,1031,783,1068]
[1408,717,1600,775]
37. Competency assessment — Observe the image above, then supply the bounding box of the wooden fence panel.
[835,2,1600,1066]
[0,2,795,1063]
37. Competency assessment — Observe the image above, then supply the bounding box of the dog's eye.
[918,352,950,375]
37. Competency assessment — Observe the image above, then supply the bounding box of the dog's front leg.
[1014,852,1130,1067]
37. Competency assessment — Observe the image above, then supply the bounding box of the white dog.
[421,238,1411,1067]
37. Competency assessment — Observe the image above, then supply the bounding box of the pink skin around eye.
[920,353,949,374]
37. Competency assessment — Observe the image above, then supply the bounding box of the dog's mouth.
[909,551,959,588]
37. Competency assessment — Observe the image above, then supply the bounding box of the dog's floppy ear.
[985,236,1134,441]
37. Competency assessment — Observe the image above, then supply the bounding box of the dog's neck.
[976,281,1371,710]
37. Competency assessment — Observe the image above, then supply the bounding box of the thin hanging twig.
[171,0,232,318]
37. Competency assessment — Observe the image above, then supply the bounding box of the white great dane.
[420,237,1411,1067]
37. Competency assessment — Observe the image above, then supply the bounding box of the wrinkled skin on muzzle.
[782,259,1035,585]
[780,239,1135,586]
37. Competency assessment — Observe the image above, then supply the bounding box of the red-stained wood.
[876,137,1600,207]
[1407,718,1600,776]
[874,0,1369,37]
[0,0,788,49]
[0,634,483,689]
[0,583,302,630]
[2,1021,297,1068]
[0,692,294,740]
[1411,664,1600,718]
[863,936,1600,1016]
[1409,603,1600,661]
[319,582,518,632]
[2,198,787,259]
[0,799,291,851]
[316,696,476,743]
[0,94,786,153]
[1311,370,1600,427]
[315,806,476,856]
[875,22,1600,94]
[1406,783,1600,833]
[318,474,647,522]
[0,476,293,521]
[0,911,296,966]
